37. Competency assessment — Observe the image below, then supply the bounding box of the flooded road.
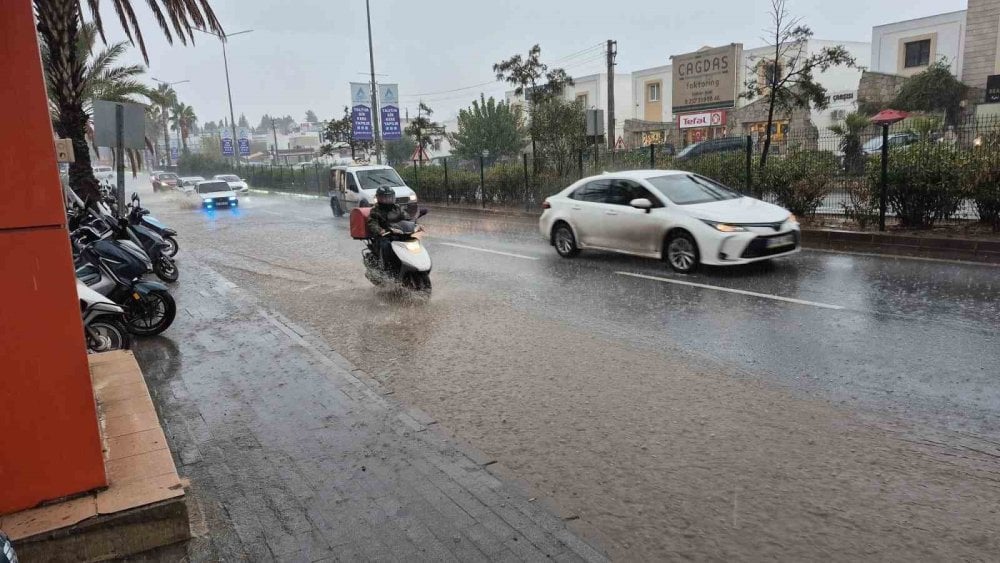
[143,182,1000,560]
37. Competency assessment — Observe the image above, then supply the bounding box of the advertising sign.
[220,128,234,157]
[92,100,147,149]
[987,75,1000,104]
[350,82,373,141]
[379,83,402,140]
[671,44,740,114]
[237,127,251,156]
[678,110,727,129]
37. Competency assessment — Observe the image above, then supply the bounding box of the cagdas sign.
[672,44,741,114]
[678,110,726,129]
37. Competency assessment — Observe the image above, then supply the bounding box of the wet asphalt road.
[147,185,999,438]
[134,179,1000,559]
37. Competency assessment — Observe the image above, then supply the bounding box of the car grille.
[208,196,234,205]
[395,196,410,204]
[741,231,800,258]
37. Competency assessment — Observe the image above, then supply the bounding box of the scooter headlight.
[404,241,422,253]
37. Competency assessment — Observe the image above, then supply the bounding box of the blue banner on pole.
[381,105,401,140]
[237,138,251,156]
[221,137,235,156]
[352,105,373,141]
[170,146,179,160]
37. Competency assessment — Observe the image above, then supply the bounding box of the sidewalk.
[133,260,607,562]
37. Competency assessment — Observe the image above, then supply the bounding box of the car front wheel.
[665,231,699,273]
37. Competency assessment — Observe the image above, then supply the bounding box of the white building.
[870,10,966,78]
[506,72,633,142]
[631,64,672,124]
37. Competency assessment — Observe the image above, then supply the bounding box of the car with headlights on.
[195,180,238,209]
[540,170,800,273]
[178,176,205,193]
[213,174,249,193]
[151,171,179,192]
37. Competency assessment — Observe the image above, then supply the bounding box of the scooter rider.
[366,186,410,269]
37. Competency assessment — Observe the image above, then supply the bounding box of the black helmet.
[375,186,395,204]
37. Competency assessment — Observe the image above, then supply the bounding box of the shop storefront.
[677,109,728,145]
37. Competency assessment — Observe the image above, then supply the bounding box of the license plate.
[766,234,795,248]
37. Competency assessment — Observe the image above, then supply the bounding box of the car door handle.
[605,211,618,216]
[571,206,582,210]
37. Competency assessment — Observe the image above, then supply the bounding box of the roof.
[597,169,687,180]
[332,164,396,172]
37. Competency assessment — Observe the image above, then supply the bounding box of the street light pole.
[195,28,252,168]
[365,0,382,164]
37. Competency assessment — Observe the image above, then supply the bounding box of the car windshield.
[357,168,405,190]
[197,181,230,194]
[646,174,741,205]
[862,137,883,152]
[674,142,700,158]
[217,175,240,182]
[159,173,178,180]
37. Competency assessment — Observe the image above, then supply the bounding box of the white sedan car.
[540,170,800,273]
[213,174,249,193]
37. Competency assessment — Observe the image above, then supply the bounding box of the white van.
[328,165,418,217]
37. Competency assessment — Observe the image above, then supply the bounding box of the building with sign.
[505,72,632,142]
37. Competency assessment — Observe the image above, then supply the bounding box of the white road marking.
[438,242,540,261]
[615,271,845,310]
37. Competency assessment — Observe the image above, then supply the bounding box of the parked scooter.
[127,193,179,257]
[74,203,178,283]
[350,207,432,293]
[72,226,176,336]
[76,280,131,352]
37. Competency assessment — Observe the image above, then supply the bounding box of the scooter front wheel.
[154,255,179,283]
[125,289,177,336]
[163,235,179,257]
[86,316,132,352]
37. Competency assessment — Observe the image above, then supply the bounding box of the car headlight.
[787,213,798,225]
[203,198,212,203]
[702,220,747,232]
[410,195,418,203]
[229,196,237,201]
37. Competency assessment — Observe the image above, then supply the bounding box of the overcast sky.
[103,0,964,126]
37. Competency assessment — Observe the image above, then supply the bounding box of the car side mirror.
[417,208,428,218]
[630,198,652,213]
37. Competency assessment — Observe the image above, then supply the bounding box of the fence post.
[413,159,420,193]
[314,163,319,194]
[578,149,584,178]
[443,157,450,206]
[522,152,530,212]
[649,143,655,168]
[479,154,486,209]
[879,124,889,231]
[745,135,753,196]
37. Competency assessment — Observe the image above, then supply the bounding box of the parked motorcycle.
[76,280,131,352]
[128,193,179,257]
[72,226,176,336]
[351,207,432,293]
[74,203,178,283]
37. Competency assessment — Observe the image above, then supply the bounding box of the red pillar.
[0,0,107,514]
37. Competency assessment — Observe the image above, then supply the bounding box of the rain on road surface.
[141,181,1000,560]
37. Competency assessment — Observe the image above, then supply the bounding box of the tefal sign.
[678,110,726,129]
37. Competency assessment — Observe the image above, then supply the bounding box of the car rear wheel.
[553,224,579,258]
[665,231,699,273]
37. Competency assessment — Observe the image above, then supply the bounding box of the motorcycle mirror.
[417,208,428,218]
[131,192,138,202]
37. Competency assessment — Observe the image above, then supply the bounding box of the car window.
[675,142,700,158]
[160,173,178,180]
[216,175,240,181]
[606,180,661,207]
[646,174,741,205]
[346,174,359,192]
[197,181,230,194]
[569,180,612,203]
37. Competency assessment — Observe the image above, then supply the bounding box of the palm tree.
[34,0,222,202]
[148,83,179,168]
[829,112,871,175]
[170,103,198,153]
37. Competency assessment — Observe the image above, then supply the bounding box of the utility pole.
[365,0,382,164]
[607,39,617,150]
[270,118,279,165]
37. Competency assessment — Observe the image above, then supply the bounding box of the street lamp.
[151,78,189,167]
[194,28,253,167]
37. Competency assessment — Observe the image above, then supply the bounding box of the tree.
[494,44,573,168]
[531,97,587,176]
[450,94,527,162]
[892,61,967,125]
[237,113,249,129]
[254,114,272,134]
[404,102,444,163]
[321,107,372,158]
[385,137,417,166]
[741,0,857,169]
[170,103,198,153]
[305,109,319,123]
[148,83,177,167]
[828,112,870,174]
[35,0,222,203]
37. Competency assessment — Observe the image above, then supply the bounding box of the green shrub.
[868,142,965,229]
[841,178,880,229]
[759,150,839,217]
[966,135,1000,231]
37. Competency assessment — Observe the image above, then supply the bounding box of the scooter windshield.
[392,220,417,235]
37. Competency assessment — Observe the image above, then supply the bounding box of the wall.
[857,70,909,108]
[962,0,1000,90]
[871,10,966,77]
[631,64,672,123]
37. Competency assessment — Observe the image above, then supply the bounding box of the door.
[344,172,361,206]
[566,179,613,247]
[602,180,665,255]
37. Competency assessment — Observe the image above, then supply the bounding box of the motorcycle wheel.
[154,255,179,283]
[125,289,177,336]
[404,272,432,295]
[86,317,132,353]
[163,235,179,257]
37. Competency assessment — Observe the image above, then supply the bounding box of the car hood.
[360,186,416,199]
[680,197,790,223]
[225,180,247,187]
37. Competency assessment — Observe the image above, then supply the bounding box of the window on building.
[647,82,660,102]
[904,39,931,68]
[757,60,784,91]
[576,93,589,107]
[830,110,846,122]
